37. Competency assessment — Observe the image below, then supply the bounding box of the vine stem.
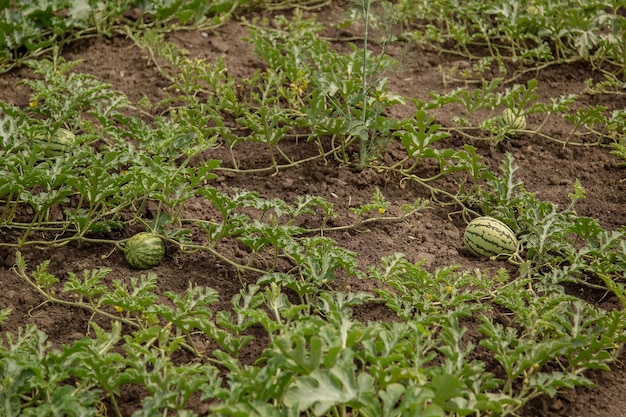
[215,138,353,174]
[11,252,140,329]
[12,251,201,355]
[359,0,371,166]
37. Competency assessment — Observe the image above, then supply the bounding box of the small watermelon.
[463,216,518,258]
[500,108,526,137]
[124,232,165,269]
[33,128,76,157]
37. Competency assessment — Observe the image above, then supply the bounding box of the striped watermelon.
[463,216,518,258]
[500,109,526,137]
[124,232,165,269]
[33,128,76,157]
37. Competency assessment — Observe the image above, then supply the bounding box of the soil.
[1,2,626,416]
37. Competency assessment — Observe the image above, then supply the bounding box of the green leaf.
[68,0,93,21]
[283,363,375,416]
[0,307,11,324]
[274,335,323,374]
[32,259,59,289]
[63,268,110,298]
[395,110,450,159]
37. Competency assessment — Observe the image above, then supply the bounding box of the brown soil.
[1,2,625,416]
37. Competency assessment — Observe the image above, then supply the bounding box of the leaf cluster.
[6,250,626,416]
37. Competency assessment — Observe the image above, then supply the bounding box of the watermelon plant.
[9,251,626,417]
[1,1,626,416]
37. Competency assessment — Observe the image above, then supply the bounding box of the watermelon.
[33,128,76,157]
[463,216,518,258]
[500,108,526,136]
[124,232,165,269]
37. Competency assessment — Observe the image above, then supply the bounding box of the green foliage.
[474,153,626,304]
[609,136,626,165]
[8,237,626,417]
[0,324,103,416]
[401,0,626,77]
[2,1,626,416]
[0,0,257,73]
[395,110,450,160]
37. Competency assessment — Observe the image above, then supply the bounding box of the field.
[1,1,626,416]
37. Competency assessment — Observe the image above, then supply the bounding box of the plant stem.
[359,0,371,166]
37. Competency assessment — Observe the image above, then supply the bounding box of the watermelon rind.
[124,232,165,269]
